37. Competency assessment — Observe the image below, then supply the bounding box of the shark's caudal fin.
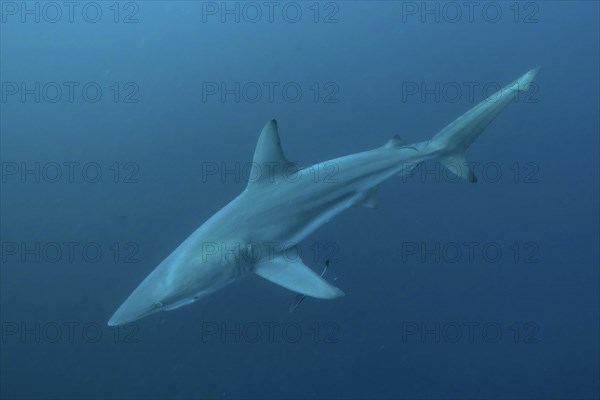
[428,67,541,182]
[254,256,345,299]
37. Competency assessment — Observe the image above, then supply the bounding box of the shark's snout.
[108,269,169,326]
[108,294,162,326]
[108,258,211,326]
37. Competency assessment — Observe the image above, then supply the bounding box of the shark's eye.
[154,301,164,309]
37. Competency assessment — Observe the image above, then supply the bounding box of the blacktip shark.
[108,67,540,326]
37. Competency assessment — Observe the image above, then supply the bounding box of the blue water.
[1,2,598,399]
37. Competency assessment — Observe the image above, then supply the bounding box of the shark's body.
[108,68,540,326]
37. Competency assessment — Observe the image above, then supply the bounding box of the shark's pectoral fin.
[254,256,344,299]
[439,153,477,183]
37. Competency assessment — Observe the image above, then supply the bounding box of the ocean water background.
[1,1,598,399]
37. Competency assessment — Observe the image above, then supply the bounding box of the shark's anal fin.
[254,256,344,299]
[439,153,477,183]
[247,119,299,188]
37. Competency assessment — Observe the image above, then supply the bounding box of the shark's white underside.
[108,67,541,326]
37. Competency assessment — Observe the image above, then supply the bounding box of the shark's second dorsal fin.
[383,134,407,149]
[248,119,299,188]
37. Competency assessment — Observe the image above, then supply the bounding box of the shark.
[108,67,540,326]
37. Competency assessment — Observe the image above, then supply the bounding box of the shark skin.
[108,67,540,326]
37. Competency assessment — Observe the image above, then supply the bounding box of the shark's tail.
[427,67,541,182]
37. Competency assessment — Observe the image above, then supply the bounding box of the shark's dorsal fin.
[248,120,299,187]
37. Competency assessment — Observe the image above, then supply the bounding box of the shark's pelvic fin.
[254,256,345,299]
[438,153,477,183]
[248,119,299,187]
